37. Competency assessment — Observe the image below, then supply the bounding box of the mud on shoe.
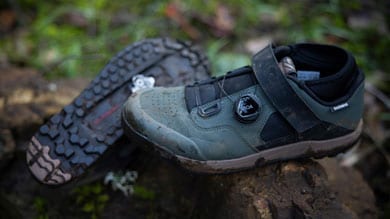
[26,38,210,185]
[122,43,364,173]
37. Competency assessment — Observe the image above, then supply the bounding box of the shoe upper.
[123,43,364,161]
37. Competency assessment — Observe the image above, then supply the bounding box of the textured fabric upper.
[133,86,276,160]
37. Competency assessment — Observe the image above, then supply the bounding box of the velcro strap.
[252,45,320,133]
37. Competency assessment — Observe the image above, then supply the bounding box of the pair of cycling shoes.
[27,38,364,185]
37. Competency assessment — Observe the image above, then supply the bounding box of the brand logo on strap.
[330,102,349,112]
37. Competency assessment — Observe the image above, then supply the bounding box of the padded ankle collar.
[252,44,321,133]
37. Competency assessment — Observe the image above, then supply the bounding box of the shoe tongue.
[278,56,296,75]
[278,56,321,81]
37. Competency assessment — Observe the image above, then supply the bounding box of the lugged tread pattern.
[27,38,210,185]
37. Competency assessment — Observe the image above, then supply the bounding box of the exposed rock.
[0,67,89,132]
[0,128,15,171]
[320,158,377,219]
[193,159,377,219]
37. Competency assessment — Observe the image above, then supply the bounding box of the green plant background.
[1,0,389,91]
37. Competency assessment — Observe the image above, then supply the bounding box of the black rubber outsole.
[26,38,210,185]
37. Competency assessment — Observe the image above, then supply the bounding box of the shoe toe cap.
[123,88,206,160]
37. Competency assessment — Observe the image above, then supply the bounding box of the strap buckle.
[198,102,221,118]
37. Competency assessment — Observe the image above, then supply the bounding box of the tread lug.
[62,116,73,128]
[55,144,65,154]
[79,138,89,147]
[70,134,79,144]
[70,126,78,134]
[93,85,102,94]
[64,105,74,114]
[84,91,93,100]
[50,115,61,124]
[48,129,59,139]
[76,109,85,117]
[102,80,110,88]
[108,65,117,73]
[110,74,119,83]
[117,59,125,67]
[84,157,94,166]
[124,53,133,62]
[101,71,109,78]
[86,101,94,109]
[56,137,65,144]
[65,148,75,158]
[75,98,83,107]
[96,136,105,142]
[39,125,50,134]
[70,155,80,165]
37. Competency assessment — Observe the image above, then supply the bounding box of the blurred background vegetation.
[0,0,389,218]
[0,0,389,91]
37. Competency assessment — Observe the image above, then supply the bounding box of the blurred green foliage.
[133,185,156,200]
[72,183,109,219]
[33,197,49,219]
[0,0,388,83]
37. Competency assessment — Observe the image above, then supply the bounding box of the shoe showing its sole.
[26,38,210,185]
[123,113,362,174]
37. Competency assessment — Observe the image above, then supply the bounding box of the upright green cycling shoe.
[122,43,364,173]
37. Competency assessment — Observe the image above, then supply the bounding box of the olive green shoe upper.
[122,43,364,161]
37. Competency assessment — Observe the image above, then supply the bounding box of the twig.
[365,82,390,110]
[345,131,390,167]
